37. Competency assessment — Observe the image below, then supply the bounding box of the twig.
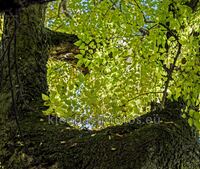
[133,0,155,23]
[159,23,182,107]
[127,91,163,102]
[119,91,163,108]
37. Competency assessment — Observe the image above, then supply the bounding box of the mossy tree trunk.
[0,4,48,122]
[0,3,77,123]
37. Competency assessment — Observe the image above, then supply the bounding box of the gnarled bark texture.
[0,104,200,169]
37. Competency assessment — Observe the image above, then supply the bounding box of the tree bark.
[0,0,54,12]
[0,4,77,122]
[0,104,200,169]
[0,4,49,122]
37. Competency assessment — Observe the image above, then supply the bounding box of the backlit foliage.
[44,0,200,129]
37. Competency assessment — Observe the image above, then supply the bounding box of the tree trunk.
[0,4,48,122]
[0,3,77,121]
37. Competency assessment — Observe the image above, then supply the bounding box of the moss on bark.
[0,4,78,122]
[0,106,199,169]
[0,4,48,121]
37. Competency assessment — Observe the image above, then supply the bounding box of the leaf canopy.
[44,0,200,129]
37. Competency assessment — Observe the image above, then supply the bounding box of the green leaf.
[194,120,200,130]
[188,118,193,126]
[42,94,49,101]
[182,114,186,119]
[74,40,82,47]
[194,111,200,120]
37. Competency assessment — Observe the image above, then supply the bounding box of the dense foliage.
[43,0,200,129]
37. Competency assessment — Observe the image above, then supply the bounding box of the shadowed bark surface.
[0,0,54,12]
[0,4,77,122]
[0,4,48,121]
[0,103,200,169]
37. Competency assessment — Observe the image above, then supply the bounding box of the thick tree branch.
[45,28,78,47]
[45,28,79,60]
[0,0,54,12]
[45,29,89,74]
[1,101,199,168]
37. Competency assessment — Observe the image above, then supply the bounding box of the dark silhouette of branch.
[185,0,199,11]
[0,0,54,12]
[158,23,182,108]
[161,45,182,108]
[45,28,78,46]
